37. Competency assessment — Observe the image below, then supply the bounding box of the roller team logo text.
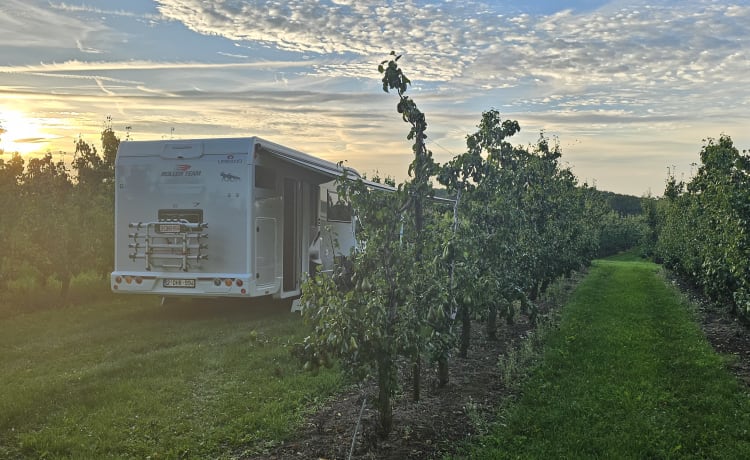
[161,164,202,177]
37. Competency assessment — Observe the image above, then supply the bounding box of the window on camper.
[326,191,351,223]
[158,209,203,224]
[254,165,276,190]
[155,209,204,234]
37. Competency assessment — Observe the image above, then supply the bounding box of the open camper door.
[252,140,358,298]
[281,177,302,298]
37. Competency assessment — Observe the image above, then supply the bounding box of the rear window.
[327,191,351,223]
[158,209,204,224]
[254,165,276,189]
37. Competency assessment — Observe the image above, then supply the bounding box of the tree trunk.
[412,201,424,403]
[60,271,72,304]
[377,356,393,438]
[412,355,421,402]
[540,277,551,296]
[410,129,426,403]
[505,300,515,325]
[437,355,449,387]
[487,303,498,340]
[529,281,539,301]
[459,304,471,358]
[438,188,461,387]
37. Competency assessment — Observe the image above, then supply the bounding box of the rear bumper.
[110,271,259,297]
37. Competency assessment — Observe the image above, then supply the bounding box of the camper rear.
[110,137,355,301]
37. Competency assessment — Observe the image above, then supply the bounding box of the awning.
[256,137,453,204]
[256,138,396,193]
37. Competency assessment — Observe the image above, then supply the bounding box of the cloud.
[13,137,49,144]
[49,2,162,21]
[12,1,748,114]
[76,39,104,54]
[149,0,750,117]
[153,0,484,80]
[0,0,107,49]
[466,2,750,93]
[0,59,322,73]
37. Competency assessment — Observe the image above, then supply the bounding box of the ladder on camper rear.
[128,220,208,271]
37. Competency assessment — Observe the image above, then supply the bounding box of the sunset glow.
[0,109,58,155]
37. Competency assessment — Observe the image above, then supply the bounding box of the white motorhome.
[110,137,367,302]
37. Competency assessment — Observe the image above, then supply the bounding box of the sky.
[1,0,749,196]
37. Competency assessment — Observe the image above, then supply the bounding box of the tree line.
[0,128,119,306]
[649,135,750,320]
[298,54,645,436]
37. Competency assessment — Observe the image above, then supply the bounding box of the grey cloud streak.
[0,0,107,49]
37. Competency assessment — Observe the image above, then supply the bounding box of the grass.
[0,272,117,318]
[0,295,342,459]
[454,256,750,459]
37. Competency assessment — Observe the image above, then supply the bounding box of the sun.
[0,109,57,155]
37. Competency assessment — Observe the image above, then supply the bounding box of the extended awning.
[256,137,453,204]
[255,138,397,193]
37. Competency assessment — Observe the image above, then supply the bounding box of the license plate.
[163,278,196,288]
[158,223,181,233]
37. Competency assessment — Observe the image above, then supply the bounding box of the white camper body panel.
[111,137,356,299]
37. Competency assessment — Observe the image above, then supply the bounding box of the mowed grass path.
[459,255,750,459]
[0,297,340,459]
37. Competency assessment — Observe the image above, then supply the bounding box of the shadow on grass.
[604,247,647,262]
[129,296,296,323]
